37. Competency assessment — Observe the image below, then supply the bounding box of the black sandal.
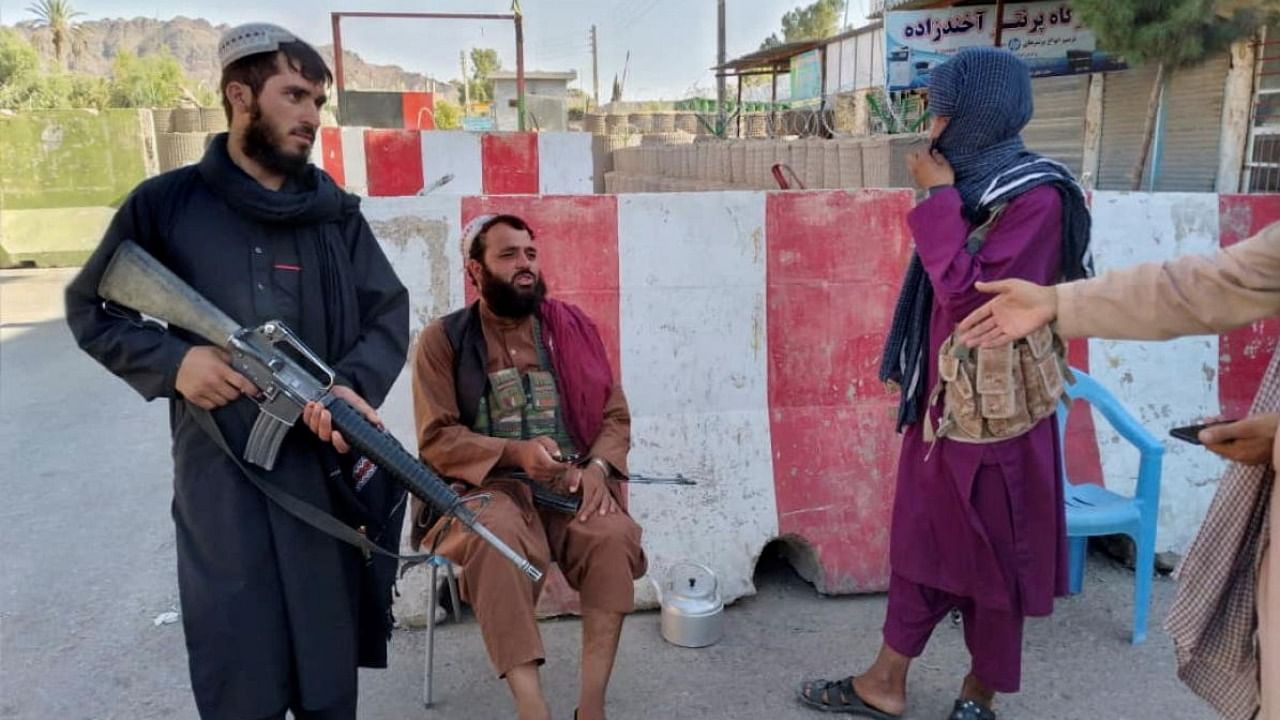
[948,699,996,720]
[797,677,902,718]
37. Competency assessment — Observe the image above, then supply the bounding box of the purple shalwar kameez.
[884,184,1070,693]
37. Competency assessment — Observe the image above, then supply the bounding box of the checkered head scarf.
[879,48,1092,431]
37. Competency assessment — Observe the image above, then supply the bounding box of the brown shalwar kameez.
[411,303,646,677]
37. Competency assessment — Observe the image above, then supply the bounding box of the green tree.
[0,29,55,109]
[25,0,85,69]
[760,0,846,48]
[748,1,845,89]
[67,73,109,108]
[191,83,219,108]
[469,47,501,102]
[108,50,186,107]
[0,72,63,110]
[1075,0,1278,189]
[0,28,110,109]
[0,28,39,84]
[434,98,462,129]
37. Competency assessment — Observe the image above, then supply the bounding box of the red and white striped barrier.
[310,129,592,197]
[366,189,1280,611]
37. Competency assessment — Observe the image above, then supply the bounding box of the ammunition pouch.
[927,323,1073,445]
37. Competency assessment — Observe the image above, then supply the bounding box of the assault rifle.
[98,240,542,581]
[513,471,696,515]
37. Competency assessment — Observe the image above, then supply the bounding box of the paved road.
[0,269,1213,719]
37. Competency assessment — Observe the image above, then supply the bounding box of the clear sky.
[0,0,871,99]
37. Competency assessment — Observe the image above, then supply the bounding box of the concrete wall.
[608,135,920,192]
[493,78,570,132]
[0,109,152,266]
[364,189,1280,621]
[311,129,593,197]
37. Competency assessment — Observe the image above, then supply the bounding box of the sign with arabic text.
[884,1,1126,91]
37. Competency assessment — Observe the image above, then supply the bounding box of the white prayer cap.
[218,23,297,69]
[461,214,497,257]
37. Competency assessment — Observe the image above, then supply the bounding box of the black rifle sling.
[191,406,432,563]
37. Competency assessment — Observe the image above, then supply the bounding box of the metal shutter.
[1097,65,1156,190]
[1157,54,1228,191]
[1024,75,1089,177]
[1098,54,1228,191]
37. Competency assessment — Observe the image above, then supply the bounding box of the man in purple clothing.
[798,49,1093,720]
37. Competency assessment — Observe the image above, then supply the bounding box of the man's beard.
[243,103,312,178]
[480,266,547,318]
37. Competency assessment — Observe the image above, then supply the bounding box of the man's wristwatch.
[588,457,611,478]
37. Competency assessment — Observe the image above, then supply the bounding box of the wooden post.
[1217,37,1258,193]
[1080,72,1105,190]
[717,0,726,135]
[736,76,743,138]
[770,68,778,137]
[994,0,1006,47]
[1130,63,1167,191]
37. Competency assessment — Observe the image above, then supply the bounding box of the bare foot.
[798,675,904,716]
[959,673,995,709]
[852,672,907,717]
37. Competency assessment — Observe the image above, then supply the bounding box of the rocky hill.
[9,16,456,98]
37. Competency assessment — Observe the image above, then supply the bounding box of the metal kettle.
[651,562,724,648]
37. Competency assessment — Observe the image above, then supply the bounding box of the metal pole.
[515,13,527,131]
[717,0,727,135]
[461,50,470,115]
[424,561,437,708]
[994,0,1006,47]
[333,11,515,20]
[331,13,345,123]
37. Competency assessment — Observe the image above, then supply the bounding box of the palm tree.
[26,0,85,69]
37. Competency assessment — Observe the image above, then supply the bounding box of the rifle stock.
[98,241,240,346]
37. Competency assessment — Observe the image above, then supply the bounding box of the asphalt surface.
[0,268,1213,719]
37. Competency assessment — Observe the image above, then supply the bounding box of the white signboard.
[885,1,1126,91]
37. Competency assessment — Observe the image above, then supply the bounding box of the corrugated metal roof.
[715,39,828,73]
[715,22,883,75]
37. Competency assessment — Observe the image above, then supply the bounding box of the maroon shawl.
[539,298,613,450]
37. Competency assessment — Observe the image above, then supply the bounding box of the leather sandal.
[797,677,902,718]
[948,699,996,720]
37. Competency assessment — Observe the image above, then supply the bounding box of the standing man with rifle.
[65,24,410,720]
[411,214,647,720]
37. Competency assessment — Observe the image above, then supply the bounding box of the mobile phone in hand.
[1170,420,1236,445]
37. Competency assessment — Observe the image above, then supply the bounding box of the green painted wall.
[0,109,148,266]
[0,109,146,210]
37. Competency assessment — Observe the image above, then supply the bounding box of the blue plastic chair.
[1056,368,1165,645]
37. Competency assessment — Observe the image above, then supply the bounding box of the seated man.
[410,213,646,720]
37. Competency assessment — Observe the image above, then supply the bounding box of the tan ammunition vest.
[471,319,578,457]
[926,324,1072,444]
[924,203,1074,445]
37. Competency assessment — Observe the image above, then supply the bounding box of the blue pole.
[1147,72,1169,192]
